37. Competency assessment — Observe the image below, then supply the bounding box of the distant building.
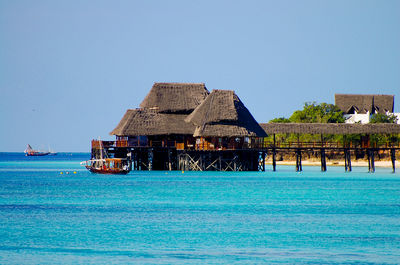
[335,94,400,124]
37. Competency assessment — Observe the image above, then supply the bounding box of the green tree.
[289,102,345,123]
[269,117,291,123]
[370,113,398,123]
[369,113,398,146]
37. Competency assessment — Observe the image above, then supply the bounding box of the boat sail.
[24,144,50,156]
[80,140,130,175]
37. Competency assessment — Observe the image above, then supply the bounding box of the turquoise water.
[0,153,400,264]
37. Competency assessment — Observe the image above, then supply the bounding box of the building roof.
[186,90,267,137]
[140,83,209,114]
[110,109,195,136]
[335,94,394,114]
[260,123,400,135]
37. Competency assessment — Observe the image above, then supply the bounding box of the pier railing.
[256,141,400,149]
[96,139,400,151]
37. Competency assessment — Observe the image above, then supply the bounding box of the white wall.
[393,113,400,124]
[344,113,370,124]
[344,112,400,124]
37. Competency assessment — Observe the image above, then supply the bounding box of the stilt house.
[185,89,267,150]
[110,83,266,150]
[110,83,209,149]
[106,82,268,171]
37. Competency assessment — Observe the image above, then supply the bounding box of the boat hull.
[86,166,129,175]
[26,152,50,156]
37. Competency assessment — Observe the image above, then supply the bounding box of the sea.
[0,152,399,264]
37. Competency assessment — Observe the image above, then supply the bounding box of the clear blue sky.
[1,0,399,152]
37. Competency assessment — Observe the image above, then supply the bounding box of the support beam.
[168,148,172,171]
[344,149,352,172]
[367,149,375,173]
[296,149,302,172]
[148,149,153,171]
[272,149,276,172]
[263,152,266,172]
[391,148,396,173]
[370,150,375,173]
[321,148,327,172]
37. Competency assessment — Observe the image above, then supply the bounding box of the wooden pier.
[260,123,400,173]
[264,146,398,173]
[92,83,400,174]
[98,140,398,173]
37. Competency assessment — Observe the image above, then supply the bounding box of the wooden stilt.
[345,149,351,172]
[296,149,302,172]
[371,150,375,173]
[273,134,276,172]
[347,149,352,172]
[321,148,326,172]
[368,149,375,173]
[168,148,172,171]
[272,149,276,172]
[262,152,266,172]
[148,149,153,171]
[391,148,396,173]
[299,150,302,172]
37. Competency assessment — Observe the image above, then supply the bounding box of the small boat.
[81,140,130,174]
[24,144,50,156]
[80,158,130,175]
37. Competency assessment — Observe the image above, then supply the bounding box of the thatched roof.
[335,94,394,114]
[261,123,400,135]
[186,90,267,137]
[110,109,195,136]
[140,83,209,114]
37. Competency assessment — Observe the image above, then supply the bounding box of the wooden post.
[296,149,302,172]
[168,148,172,171]
[391,148,396,173]
[368,149,375,173]
[272,149,276,172]
[347,149,352,172]
[370,149,375,173]
[367,149,371,172]
[321,148,327,172]
[348,149,352,171]
[320,135,326,172]
[299,150,302,172]
[262,152,266,172]
[345,149,352,172]
[148,149,152,171]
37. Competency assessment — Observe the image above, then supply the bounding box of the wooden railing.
[94,140,400,150]
[255,141,400,149]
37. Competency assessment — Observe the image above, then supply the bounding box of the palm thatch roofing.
[140,83,210,114]
[110,109,195,136]
[185,90,267,137]
[260,123,400,135]
[335,94,394,114]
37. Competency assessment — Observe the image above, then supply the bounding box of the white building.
[335,94,400,124]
